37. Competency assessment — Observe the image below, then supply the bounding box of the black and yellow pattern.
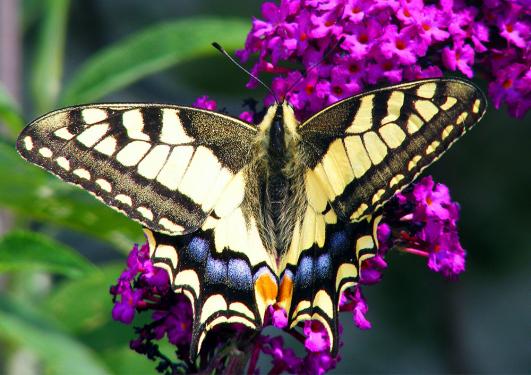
[16,78,487,357]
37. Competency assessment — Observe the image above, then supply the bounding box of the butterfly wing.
[17,104,256,235]
[298,78,487,221]
[17,104,278,356]
[284,78,487,351]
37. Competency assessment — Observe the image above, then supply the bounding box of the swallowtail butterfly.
[16,78,486,356]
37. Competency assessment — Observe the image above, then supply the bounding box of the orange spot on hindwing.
[277,272,294,311]
[254,270,278,321]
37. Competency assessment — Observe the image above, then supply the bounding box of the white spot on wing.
[174,269,200,296]
[200,294,227,324]
[381,91,404,124]
[156,146,194,190]
[54,127,75,140]
[95,178,112,192]
[347,94,374,134]
[320,139,353,196]
[407,113,424,134]
[416,82,437,98]
[344,135,371,178]
[39,147,52,158]
[23,136,34,150]
[379,123,406,149]
[441,96,457,111]
[55,157,70,170]
[356,235,374,256]
[73,168,91,180]
[94,136,117,156]
[115,194,132,206]
[179,146,222,205]
[472,99,481,113]
[414,100,439,121]
[363,131,387,165]
[159,218,185,234]
[154,244,178,268]
[137,206,154,221]
[76,123,109,147]
[312,290,333,318]
[82,108,108,124]
[116,140,151,166]
[160,109,194,144]
[122,109,150,141]
[137,145,170,179]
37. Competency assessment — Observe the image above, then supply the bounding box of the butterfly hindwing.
[282,213,380,352]
[17,104,257,235]
[297,78,487,222]
[145,227,270,357]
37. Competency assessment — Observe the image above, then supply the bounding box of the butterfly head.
[259,102,299,151]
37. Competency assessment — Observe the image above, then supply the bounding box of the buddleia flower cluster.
[107,0,525,373]
[238,0,530,119]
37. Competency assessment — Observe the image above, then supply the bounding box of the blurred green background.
[0,0,529,374]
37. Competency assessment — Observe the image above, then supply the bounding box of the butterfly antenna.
[284,36,346,96]
[212,42,280,104]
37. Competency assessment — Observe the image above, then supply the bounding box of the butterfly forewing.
[298,78,487,222]
[17,104,257,235]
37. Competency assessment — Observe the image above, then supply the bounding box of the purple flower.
[339,286,372,330]
[378,176,467,279]
[442,41,475,78]
[267,304,289,329]
[239,111,254,123]
[152,296,193,346]
[380,25,419,65]
[261,336,303,374]
[416,7,450,44]
[112,288,143,324]
[192,95,217,111]
[303,320,330,352]
[303,351,339,375]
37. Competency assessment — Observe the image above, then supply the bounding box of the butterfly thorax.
[267,108,288,245]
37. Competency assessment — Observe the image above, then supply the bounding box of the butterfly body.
[16,78,487,356]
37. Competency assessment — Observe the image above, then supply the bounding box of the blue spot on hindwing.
[316,254,331,279]
[295,256,313,288]
[205,256,226,284]
[329,230,349,257]
[188,236,209,263]
[228,259,252,290]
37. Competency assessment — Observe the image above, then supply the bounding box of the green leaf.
[60,17,249,105]
[100,346,160,375]
[31,0,70,113]
[44,264,123,333]
[0,230,95,277]
[0,83,24,136]
[0,141,142,251]
[0,296,111,375]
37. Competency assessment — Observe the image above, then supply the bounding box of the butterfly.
[16,78,486,357]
